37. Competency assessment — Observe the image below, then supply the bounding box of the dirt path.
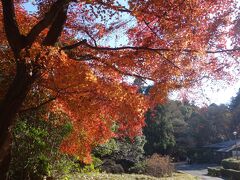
[175,163,224,180]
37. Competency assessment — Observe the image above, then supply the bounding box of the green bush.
[220,168,240,180]
[93,138,119,158]
[93,136,146,173]
[9,113,74,179]
[80,156,102,173]
[207,167,221,177]
[100,159,124,174]
[128,161,146,174]
[222,158,240,170]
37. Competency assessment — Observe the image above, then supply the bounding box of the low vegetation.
[222,158,240,170]
[208,158,240,180]
[221,168,240,180]
[68,172,197,180]
[144,154,173,177]
[207,167,221,177]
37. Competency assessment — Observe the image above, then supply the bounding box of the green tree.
[188,104,232,146]
[144,104,175,155]
[166,100,197,160]
[230,89,240,133]
[230,89,240,110]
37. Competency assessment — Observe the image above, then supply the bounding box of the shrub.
[93,139,118,158]
[144,154,174,177]
[129,161,146,174]
[100,159,124,174]
[50,156,82,179]
[207,167,221,177]
[222,158,240,170]
[79,156,102,173]
[9,113,74,179]
[93,136,146,173]
[220,168,240,180]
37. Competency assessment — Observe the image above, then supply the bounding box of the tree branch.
[143,19,161,39]
[26,0,70,47]
[70,54,98,61]
[61,40,240,54]
[1,0,24,56]
[156,51,181,69]
[43,4,69,46]
[19,96,57,114]
[95,0,131,13]
[69,54,154,82]
[61,39,88,50]
[83,30,98,47]
[61,40,170,52]
[206,48,240,53]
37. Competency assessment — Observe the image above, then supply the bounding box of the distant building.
[202,139,240,163]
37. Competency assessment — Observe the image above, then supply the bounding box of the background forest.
[9,87,240,179]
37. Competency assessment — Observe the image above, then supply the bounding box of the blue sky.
[22,1,240,106]
[197,80,240,106]
[174,80,240,106]
[22,2,37,13]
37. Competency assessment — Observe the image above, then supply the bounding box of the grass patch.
[66,172,197,180]
[166,172,199,180]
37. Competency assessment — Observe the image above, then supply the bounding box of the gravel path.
[175,163,224,180]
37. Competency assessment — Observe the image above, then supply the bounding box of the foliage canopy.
[0,0,239,165]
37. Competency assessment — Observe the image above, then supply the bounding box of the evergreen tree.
[144,104,175,155]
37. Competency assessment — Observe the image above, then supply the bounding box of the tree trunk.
[0,61,35,179]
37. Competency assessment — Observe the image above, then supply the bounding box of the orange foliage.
[0,0,239,162]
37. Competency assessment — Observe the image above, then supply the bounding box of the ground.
[63,163,226,179]
[175,163,224,180]
[67,172,197,180]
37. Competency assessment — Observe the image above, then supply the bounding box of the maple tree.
[0,0,239,178]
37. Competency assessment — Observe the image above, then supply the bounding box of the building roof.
[203,139,240,152]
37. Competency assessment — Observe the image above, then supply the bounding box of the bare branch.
[83,30,98,47]
[95,0,131,13]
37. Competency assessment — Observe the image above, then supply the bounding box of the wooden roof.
[203,139,240,152]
